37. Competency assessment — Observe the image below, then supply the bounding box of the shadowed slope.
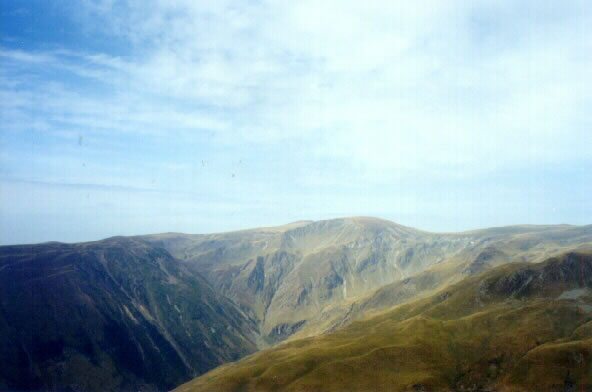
[0,237,258,391]
[175,251,592,392]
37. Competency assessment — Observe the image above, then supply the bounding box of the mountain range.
[1,217,591,391]
[176,251,592,392]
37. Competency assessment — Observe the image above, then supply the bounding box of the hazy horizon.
[1,1,591,245]
[1,215,589,247]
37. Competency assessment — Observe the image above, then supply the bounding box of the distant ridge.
[142,218,592,344]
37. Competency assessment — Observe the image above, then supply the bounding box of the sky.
[0,0,591,245]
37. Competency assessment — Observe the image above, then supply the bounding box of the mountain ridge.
[174,251,592,392]
[142,219,592,344]
[1,218,591,391]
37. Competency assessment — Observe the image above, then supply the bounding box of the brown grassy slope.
[174,251,592,392]
[288,232,592,342]
[148,219,592,346]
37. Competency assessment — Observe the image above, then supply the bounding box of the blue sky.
[1,0,591,244]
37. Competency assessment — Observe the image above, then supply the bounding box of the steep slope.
[145,218,478,343]
[289,224,592,340]
[174,251,592,392]
[145,218,592,344]
[0,237,258,391]
[2,218,590,390]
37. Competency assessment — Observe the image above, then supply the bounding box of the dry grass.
[175,252,592,392]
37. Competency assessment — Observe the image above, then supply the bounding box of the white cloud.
[1,0,591,242]
[4,1,592,172]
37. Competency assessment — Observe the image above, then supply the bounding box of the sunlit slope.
[175,251,592,392]
[145,217,476,343]
[290,224,592,340]
[0,237,258,391]
[145,219,592,344]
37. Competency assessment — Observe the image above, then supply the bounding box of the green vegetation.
[2,219,592,391]
[175,252,592,392]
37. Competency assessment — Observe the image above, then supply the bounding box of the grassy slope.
[175,252,592,392]
[147,219,592,346]
[288,225,592,341]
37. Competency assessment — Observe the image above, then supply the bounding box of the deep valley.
[1,217,591,391]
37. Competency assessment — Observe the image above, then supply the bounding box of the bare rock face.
[0,237,258,391]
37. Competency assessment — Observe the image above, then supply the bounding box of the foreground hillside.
[0,237,258,391]
[175,251,592,392]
